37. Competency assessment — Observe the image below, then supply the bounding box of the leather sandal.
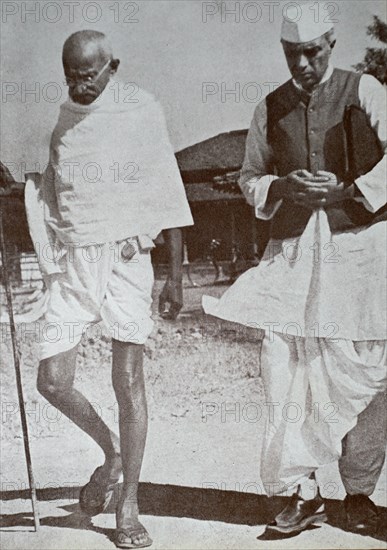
[79,458,122,516]
[115,523,153,549]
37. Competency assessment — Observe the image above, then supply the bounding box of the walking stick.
[0,201,40,531]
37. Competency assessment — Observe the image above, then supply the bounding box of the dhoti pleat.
[260,333,387,495]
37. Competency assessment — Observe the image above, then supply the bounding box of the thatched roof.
[176,129,248,183]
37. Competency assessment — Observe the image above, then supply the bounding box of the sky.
[1,0,386,179]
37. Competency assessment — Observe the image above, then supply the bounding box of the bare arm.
[158,227,183,320]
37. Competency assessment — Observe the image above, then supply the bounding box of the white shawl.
[41,81,192,246]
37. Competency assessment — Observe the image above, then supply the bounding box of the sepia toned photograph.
[0,0,386,548]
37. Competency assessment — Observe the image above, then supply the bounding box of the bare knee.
[37,357,74,398]
[37,371,65,398]
[112,370,145,404]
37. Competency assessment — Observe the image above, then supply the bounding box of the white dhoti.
[203,211,387,496]
[39,239,155,360]
[260,333,387,496]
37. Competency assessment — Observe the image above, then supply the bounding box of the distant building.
[0,183,32,285]
[153,129,270,265]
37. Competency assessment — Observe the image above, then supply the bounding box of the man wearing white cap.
[204,1,386,536]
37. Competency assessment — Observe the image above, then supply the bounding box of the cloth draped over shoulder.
[203,70,387,341]
[38,81,193,247]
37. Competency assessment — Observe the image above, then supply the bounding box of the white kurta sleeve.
[239,100,282,220]
[354,75,386,213]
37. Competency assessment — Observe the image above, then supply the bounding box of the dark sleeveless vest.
[266,68,386,240]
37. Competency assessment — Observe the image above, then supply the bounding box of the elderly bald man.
[204,2,386,537]
[24,30,193,548]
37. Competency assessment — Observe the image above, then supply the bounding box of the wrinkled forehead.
[63,41,106,71]
[281,35,327,54]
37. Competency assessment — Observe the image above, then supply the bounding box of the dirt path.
[1,419,386,549]
[1,283,386,549]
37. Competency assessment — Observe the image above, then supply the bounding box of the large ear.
[110,58,120,73]
[326,29,336,50]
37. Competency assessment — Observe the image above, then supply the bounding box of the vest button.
[311,152,317,157]
[309,129,315,134]
[309,107,314,113]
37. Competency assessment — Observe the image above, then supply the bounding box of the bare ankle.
[116,497,139,524]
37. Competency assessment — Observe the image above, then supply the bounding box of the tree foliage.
[353,16,387,84]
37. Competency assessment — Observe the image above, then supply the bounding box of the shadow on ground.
[1,483,386,544]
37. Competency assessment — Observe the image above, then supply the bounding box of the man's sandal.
[115,523,153,549]
[268,491,327,533]
[79,459,122,516]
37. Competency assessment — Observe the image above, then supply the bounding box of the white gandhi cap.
[281,2,335,44]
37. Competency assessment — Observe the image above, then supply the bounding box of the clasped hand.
[278,170,351,209]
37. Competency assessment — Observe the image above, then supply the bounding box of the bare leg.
[112,339,151,547]
[37,346,121,466]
